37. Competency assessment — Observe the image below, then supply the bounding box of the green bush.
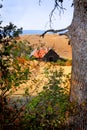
[11,40,33,59]
[0,23,31,130]
[57,58,72,66]
[22,68,70,130]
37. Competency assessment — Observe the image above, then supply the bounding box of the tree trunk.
[69,0,87,104]
[68,1,87,129]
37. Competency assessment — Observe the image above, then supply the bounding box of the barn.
[43,49,59,62]
[30,48,59,62]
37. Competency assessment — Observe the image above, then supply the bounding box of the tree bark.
[69,0,87,104]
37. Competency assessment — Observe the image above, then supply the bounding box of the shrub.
[11,40,33,60]
[57,58,72,66]
[0,23,30,130]
[22,68,71,130]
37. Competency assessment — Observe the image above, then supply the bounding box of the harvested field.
[20,34,72,59]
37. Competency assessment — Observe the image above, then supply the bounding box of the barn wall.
[43,49,59,62]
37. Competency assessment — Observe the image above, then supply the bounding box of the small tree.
[23,68,70,130]
[0,22,30,130]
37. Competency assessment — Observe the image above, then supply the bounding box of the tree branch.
[49,0,66,28]
[40,27,69,38]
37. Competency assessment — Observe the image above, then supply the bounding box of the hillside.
[20,34,72,59]
[7,34,72,96]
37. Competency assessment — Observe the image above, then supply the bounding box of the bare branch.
[49,0,66,28]
[39,0,42,6]
[40,27,69,38]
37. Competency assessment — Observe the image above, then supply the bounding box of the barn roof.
[30,48,48,58]
[30,48,59,60]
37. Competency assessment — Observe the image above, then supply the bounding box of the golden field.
[20,34,72,59]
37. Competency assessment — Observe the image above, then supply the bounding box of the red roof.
[33,49,48,58]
